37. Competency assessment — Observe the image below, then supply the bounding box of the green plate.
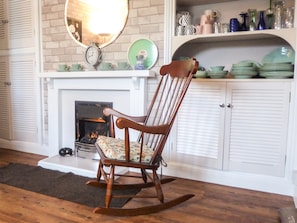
[128,39,158,69]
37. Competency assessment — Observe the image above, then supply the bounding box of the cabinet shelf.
[172,28,296,55]
[177,0,237,7]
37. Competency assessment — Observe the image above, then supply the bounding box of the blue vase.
[257,11,266,30]
[229,18,239,32]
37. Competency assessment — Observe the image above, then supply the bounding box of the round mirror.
[65,0,129,48]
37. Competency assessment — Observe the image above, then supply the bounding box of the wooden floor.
[0,148,294,223]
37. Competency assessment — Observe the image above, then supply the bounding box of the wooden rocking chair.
[86,58,199,216]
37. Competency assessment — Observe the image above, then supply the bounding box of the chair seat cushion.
[96,135,154,163]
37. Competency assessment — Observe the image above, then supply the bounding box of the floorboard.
[0,148,294,222]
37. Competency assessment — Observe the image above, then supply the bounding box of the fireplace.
[37,70,155,177]
[75,101,112,159]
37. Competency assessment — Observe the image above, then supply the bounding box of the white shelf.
[172,28,296,54]
[177,0,237,7]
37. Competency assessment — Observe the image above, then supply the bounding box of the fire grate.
[75,142,99,160]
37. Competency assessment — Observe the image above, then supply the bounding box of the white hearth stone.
[38,155,127,178]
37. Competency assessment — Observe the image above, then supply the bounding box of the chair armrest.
[116,117,169,135]
[103,107,147,123]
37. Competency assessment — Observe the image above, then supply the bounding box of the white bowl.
[210,66,225,72]
[207,70,228,75]
[194,70,207,78]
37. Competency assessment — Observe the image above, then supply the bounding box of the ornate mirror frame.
[65,0,129,48]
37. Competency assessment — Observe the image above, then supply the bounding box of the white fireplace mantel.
[38,70,155,177]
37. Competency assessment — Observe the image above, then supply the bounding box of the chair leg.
[96,160,103,181]
[105,165,115,208]
[153,169,164,203]
[140,168,147,183]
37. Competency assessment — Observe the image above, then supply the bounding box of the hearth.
[75,101,112,159]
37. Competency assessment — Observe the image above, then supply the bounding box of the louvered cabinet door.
[173,81,226,169]
[7,0,35,49]
[9,54,38,142]
[0,0,8,49]
[0,0,34,49]
[0,55,11,140]
[223,82,291,177]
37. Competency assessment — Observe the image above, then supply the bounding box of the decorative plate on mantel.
[127,38,158,69]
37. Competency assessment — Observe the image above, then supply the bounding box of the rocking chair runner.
[86,58,199,216]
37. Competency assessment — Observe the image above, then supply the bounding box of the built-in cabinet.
[0,0,40,148]
[174,80,290,177]
[163,0,297,195]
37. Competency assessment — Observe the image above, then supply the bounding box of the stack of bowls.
[230,62,258,79]
[259,62,294,78]
[207,66,228,78]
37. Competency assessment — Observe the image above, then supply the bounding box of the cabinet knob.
[4,81,11,86]
[219,103,225,108]
[227,103,233,108]
[1,20,9,24]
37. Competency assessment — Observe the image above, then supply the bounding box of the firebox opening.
[75,101,112,159]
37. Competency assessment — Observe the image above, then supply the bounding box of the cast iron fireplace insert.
[75,101,112,159]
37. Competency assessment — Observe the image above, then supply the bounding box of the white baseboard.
[0,139,49,156]
[162,161,294,196]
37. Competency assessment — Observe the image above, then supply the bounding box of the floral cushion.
[96,135,154,163]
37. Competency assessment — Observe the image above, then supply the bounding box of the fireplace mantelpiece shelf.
[38,70,155,177]
[38,70,156,78]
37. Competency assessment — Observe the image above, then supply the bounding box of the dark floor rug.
[0,163,140,208]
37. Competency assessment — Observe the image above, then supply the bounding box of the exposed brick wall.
[41,0,164,72]
[41,0,164,141]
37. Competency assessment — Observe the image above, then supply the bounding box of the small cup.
[220,23,229,33]
[117,62,131,70]
[58,64,68,71]
[213,22,221,34]
[100,62,113,70]
[185,25,196,35]
[179,14,191,26]
[195,25,202,34]
[71,64,81,71]
[175,25,185,36]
